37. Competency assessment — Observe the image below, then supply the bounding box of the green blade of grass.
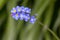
[44,32,51,40]
[40,0,55,40]
[2,0,19,40]
[0,0,7,10]
[52,9,60,40]
[53,9,60,32]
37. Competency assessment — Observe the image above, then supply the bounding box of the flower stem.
[47,28,60,40]
[39,22,60,40]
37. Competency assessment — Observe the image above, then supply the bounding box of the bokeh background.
[0,0,60,40]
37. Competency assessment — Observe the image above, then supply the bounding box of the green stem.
[47,28,60,40]
[39,22,60,40]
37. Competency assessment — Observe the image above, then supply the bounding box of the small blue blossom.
[20,6,25,12]
[19,12,25,20]
[11,7,16,13]
[16,6,21,13]
[12,13,20,20]
[24,14,30,22]
[30,16,36,24]
[25,7,31,13]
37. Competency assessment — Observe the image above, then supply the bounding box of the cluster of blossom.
[11,6,36,24]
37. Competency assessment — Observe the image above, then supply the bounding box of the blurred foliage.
[0,0,60,40]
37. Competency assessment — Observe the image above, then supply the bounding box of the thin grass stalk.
[38,0,55,40]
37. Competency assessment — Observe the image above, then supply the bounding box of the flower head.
[30,16,36,24]
[19,12,25,20]
[25,7,31,13]
[20,6,25,12]
[11,7,16,13]
[12,13,20,20]
[24,14,30,22]
[11,6,36,24]
[16,6,21,13]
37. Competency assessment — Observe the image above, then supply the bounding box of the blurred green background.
[0,0,60,40]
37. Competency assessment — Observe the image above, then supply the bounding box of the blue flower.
[16,6,21,13]
[30,16,36,24]
[11,7,16,13]
[25,7,31,13]
[11,6,37,24]
[19,12,25,20]
[12,13,20,20]
[24,14,30,22]
[20,6,25,12]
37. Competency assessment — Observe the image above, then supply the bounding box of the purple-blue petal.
[25,7,31,13]
[11,13,20,20]
[24,14,30,22]
[11,7,16,13]
[19,13,25,20]
[20,6,25,12]
[16,6,22,12]
[30,16,36,24]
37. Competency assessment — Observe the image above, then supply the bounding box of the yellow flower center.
[16,14,18,16]
[14,10,16,12]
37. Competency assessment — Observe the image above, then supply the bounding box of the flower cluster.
[11,6,36,24]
